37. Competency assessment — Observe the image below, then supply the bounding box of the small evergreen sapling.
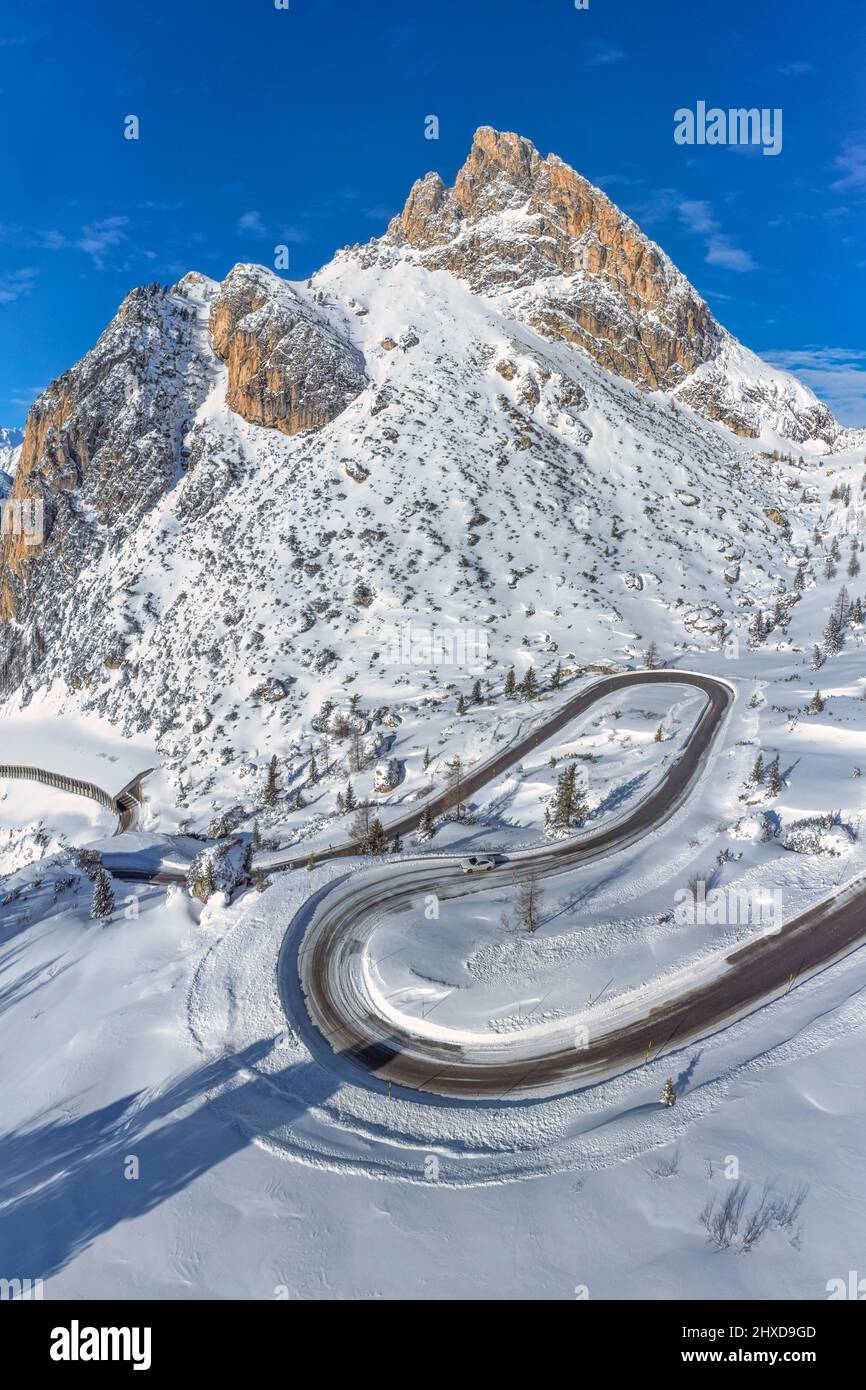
[90,867,115,922]
[263,754,279,808]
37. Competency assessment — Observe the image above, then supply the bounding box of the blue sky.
[1,0,864,426]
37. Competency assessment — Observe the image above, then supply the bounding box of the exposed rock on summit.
[387,126,720,397]
[384,127,843,447]
[209,264,366,435]
[0,278,212,650]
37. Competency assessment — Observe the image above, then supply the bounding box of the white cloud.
[764,347,866,427]
[678,200,716,235]
[237,210,267,236]
[583,40,625,67]
[73,217,129,268]
[9,384,44,409]
[705,238,756,272]
[0,268,38,304]
[678,200,756,272]
[236,211,306,244]
[831,134,866,192]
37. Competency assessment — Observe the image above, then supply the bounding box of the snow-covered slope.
[3,130,866,1305]
[0,128,856,824]
[383,127,847,449]
[0,425,23,496]
[0,254,820,817]
[674,336,843,449]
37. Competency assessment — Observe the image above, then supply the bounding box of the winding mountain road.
[13,671,865,1103]
[283,671,866,1100]
[259,669,727,872]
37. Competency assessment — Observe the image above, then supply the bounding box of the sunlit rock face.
[208,263,366,436]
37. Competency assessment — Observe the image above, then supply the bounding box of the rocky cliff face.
[0,278,214,691]
[209,264,366,435]
[383,127,841,446]
[0,126,853,781]
[386,128,719,393]
[0,266,369,694]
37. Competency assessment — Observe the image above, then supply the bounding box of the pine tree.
[519,666,539,701]
[794,566,806,592]
[308,750,319,784]
[807,690,825,715]
[422,747,431,771]
[344,780,357,812]
[550,660,564,690]
[391,833,402,854]
[851,597,864,625]
[199,860,217,903]
[417,804,435,840]
[263,754,279,808]
[350,803,373,851]
[318,735,331,776]
[335,791,345,813]
[810,644,824,671]
[251,819,262,851]
[504,666,517,698]
[849,554,861,579]
[444,756,466,820]
[90,867,115,922]
[751,753,765,785]
[660,1078,676,1107]
[548,763,587,832]
[824,612,843,655]
[766,754,782,796]
[368,817,389,856]
[456,693,467,715]
[471,679,483,705]
[349,730,366,774]
[644,640,660,670]
[834,585,850,624]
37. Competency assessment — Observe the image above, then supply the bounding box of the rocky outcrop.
[673,337,843,447]
[386,127,720,396]
[0,279,213,685]
[384,127,842,446]
[208,264,366,435]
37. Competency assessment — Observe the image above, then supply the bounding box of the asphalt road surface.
[284,671,866,1100]
[261,669,727,871]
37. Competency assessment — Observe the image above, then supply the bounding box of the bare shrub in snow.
[778,814,854,855]
[701,1182,808,1252]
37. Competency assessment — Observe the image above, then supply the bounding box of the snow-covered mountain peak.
[382,126,844,449]
[0,129,859,805]
[0,425,24,496]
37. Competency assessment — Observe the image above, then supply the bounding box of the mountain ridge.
[0,128,859,823]
[379,126,845,447]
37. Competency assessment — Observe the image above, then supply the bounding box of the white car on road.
[460,854,496,874]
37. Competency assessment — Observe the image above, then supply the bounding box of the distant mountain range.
[0,426,23,497]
